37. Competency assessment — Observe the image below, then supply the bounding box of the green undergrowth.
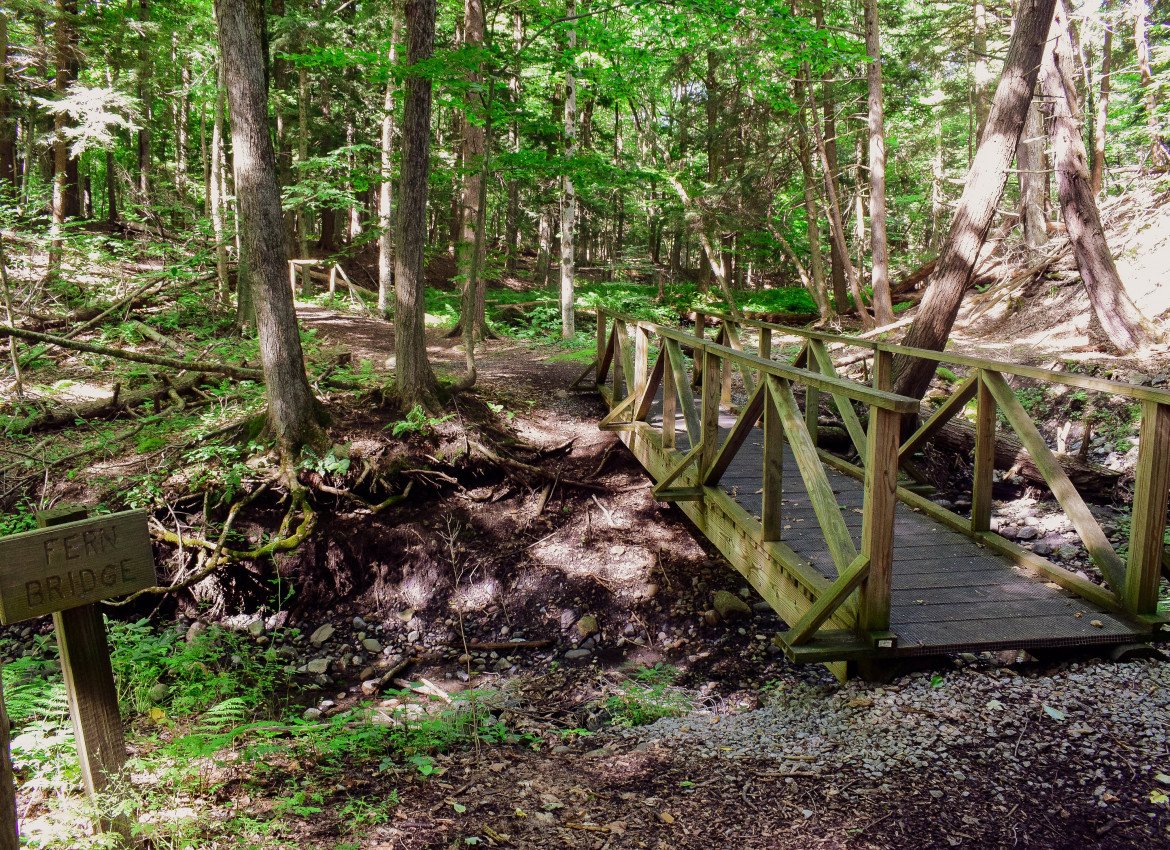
[2,619,534,849]
[603,663,693,728]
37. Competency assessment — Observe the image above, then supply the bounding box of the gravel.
[626,659,1170,812]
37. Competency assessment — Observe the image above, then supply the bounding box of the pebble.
[306,657,330,674]
[309,624,335,647]
[352,616,368,629]
[564,648,592,660]
[361,638,383,654]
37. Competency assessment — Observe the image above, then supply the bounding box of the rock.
[359,666,377,680]
[302,707,322,721]
[309,624,335,647]
[362,638,383,654]
[352,616,368,629]
[148,683,169,704]
[306,657,330,674]
[564,648,592,660]
[576,614,600,639]
[1015,526,1038,541]
[406,630,420,644]
[1032,542,1052,556]
[1057,545,1078,560]
[361,679,381,696]
[186,621,208,643]
[702,609,719,626]
[247,619,265,637]
[713,590,752,620]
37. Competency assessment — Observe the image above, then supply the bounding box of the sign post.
[0,506,157,844]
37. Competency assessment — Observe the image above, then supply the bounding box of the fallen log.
[927,419,1120,501]
[14,372,209,432]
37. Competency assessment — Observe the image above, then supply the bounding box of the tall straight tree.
[865,0,895,326]
[456,0,489,345]
[377,4,401,315]
[1091,6,1112,195]
[394,0,439,409]
[0,12,15,192]
[1041,0,1159,351]
[894,0,1059,402]
[560,0,577,339]
[214,0,323,454]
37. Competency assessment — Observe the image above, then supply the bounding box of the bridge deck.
[658,404,1140,655]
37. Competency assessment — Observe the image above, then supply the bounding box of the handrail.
[705,311,1170,405]
[600,309,920,414]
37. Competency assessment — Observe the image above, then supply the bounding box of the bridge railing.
[691,310,1170,627]
[594,308,921,647]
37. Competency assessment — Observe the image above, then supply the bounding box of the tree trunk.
[211,51,229,302]
[456,0,488,348]
[504,10,522,272]
[865,0,895,326]
[296,64,310,289]
[1091,10,1111,195]
[0,12,15,193]
[794,72,830,318]
[973,0,991,139]
[214,0,323,453]
[1017,101,1048,249]
[813,0,848,310]
[137,0,152,207]
[1133,0,1167,167]
[1040,0,1159,352]
[560,0,577,339]
[105,149,118,224]
[378,9,401,315]
[894,0,1058,402]
[48,0,77,276]
[394,0,440,410]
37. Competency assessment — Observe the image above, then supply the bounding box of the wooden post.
[698,349,722,478]
[858,406,899,634]
[596,309,606,369]
[872,347,892,391]
[804,387,820,448]
[692,312,706,387]
[634,325,649,408]
[759,327,772,361]
[287,260,297,295]
[761,380,784,542]
[971,371,996,533]
[662,338,677,450]
[1125,400,1170,614]
[36,508,129,807]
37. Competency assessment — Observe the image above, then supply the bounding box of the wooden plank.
[634,325,649,407]
[761,380,784,543]
[661,345,677,450]
[704,383,766,486]
[699,350,723,477]
[785,554,870,645]
[665,339,701,443]
[653,487,705,502]
[767,375,858,574]
[652,445,702,493]
[759,327,772,361]
[872,348,893,392]
[0,509,155,624]
[970,372,996,532]
[858,406,900,633]
[598,393,637,429]
[596,321,615,388]
[777,630,876,663]
[899,374,978,459]
[618,321,636,396]
[983,370,1127,592]
[1125,400,1170,614]
[0,668,15,850]
[633,348,665,422]
[35,509,129,826]
[723,321,757,397]
[809,340,867,458]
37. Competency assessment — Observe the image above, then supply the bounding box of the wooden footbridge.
[586,308,1169,678]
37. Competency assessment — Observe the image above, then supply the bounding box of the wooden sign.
[0,509,155,624]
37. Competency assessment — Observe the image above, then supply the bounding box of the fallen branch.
[0,322,264,380]
[469,439,604,491]
[13,372,209,432]
[465,639,553,651]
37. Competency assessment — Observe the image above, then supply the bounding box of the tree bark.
[794,71,830,318]
[394,0,440,410]
[1091,9,1112,194]
[813,0,849,310]
[973,0,991,140]
[457,0,489,346]
[894,0,1058,402]
[210,51,229,302]
[1017,101,1048,249]
[1133,0,1167,167]
[48,0,78,276]
[0,12,15,193]
[137,0,152,207]
[865,0,895,326]
[504,11,523,272]
[560,0,577,339]
[378,7,402,315]
[1040,0,1159,352]
[214,0,323,452]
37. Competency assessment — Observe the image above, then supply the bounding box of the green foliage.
[603,664,692,727]
[388,404,453,437]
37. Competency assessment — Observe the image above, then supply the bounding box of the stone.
[1015,526,1038,541]
[576,614,600,638]
[247,619,265,637]
[352,616,368,629]
[302,707,322,721]
[310,624,335,647]
[713,590,752,620]
[362,638,383,654]
[564,648,592,660]
[407,630,420,644]
[306,657,330,674]
[186,621,208,643]
[148,683,169,704]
